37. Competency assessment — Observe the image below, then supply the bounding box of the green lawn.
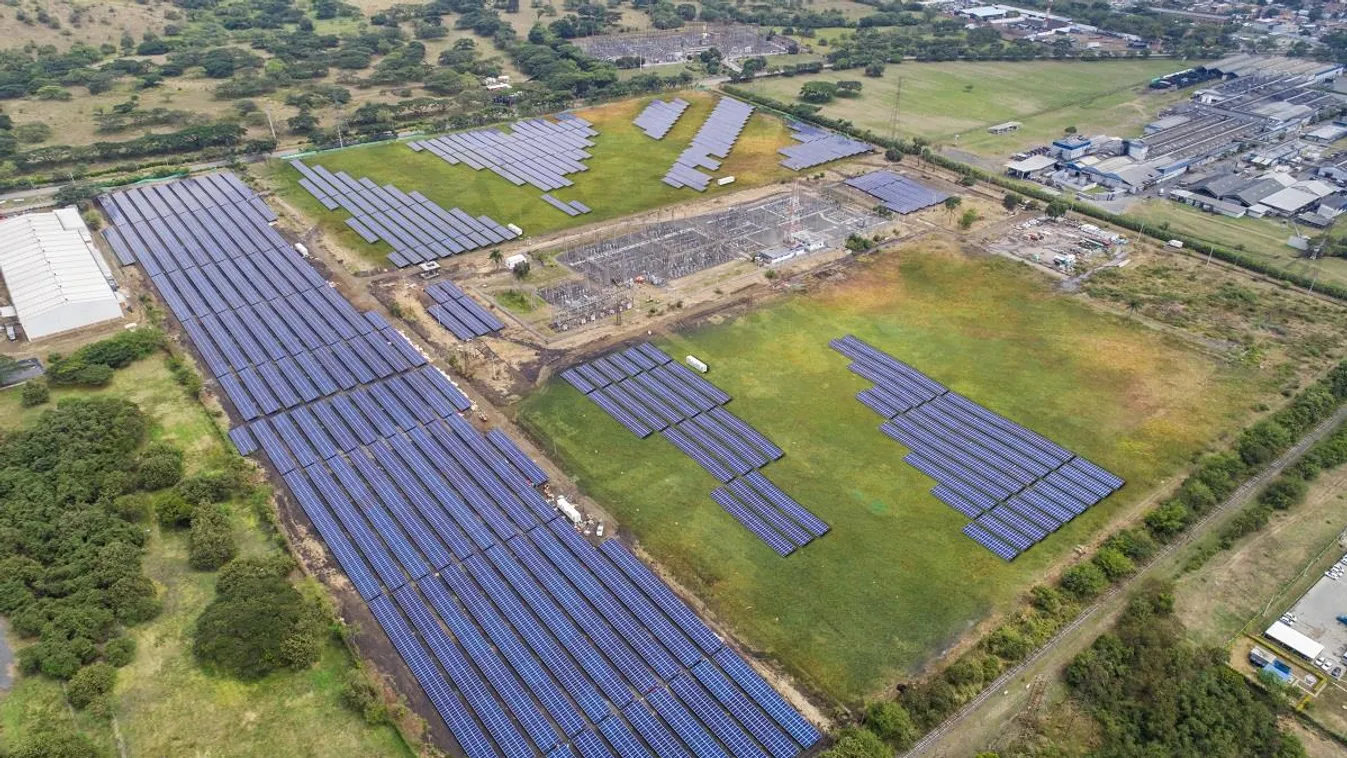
[1127,199,1347,290]
[517,245,1266,705]
[741,59,1192,157]
[261,90,800,269]
[0,359,412,758]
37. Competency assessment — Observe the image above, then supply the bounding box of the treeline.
[721,85,1347,304]
[807,354,1347,756]
[13,123,269,171]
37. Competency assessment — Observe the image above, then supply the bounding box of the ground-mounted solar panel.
[710,488,796,556]
[779,122,872,170]
[112,174,822,758]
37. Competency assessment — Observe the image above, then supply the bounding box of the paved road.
[903,404,1347,758]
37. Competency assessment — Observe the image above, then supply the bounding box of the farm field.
[517,241,1269,704]
[0,359,412,758]
[1126,199,1347,290]
[260,90,800,268]
[739,59,1191,156]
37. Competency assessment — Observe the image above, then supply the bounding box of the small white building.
[0,209,122,340]
[1266,621,1324,660]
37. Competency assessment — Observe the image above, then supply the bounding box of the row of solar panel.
[424,280,506,341]
[542,193,592,217]
[566,343,829,556]
[409,116,598,192]
[113,174,823,758]
[832,335,1124,560]
[709,473,829,557]
[99,172,270,230]
[634,98,690,140]
[179,306,408,397]
[778,124,872,171]
[843,170,950,215]
[287,160,519,269]
[284,446,822,758]
[664,97,754,191]
[102,187,293,278]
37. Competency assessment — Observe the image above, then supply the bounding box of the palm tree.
[488,249,503,268]
[943,196,962,220]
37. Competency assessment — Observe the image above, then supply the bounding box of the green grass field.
[0,359,412,758]
[261,91,799,268]
[1127,199,1347,290]
[741,60,1192,157]
[517,244,1267,705]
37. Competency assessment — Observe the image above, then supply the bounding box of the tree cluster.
[46,329,164,387]
[0,399,165,682]
[192,556,326,679]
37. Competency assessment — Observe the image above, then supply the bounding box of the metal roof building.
[0,209,122,340]
[1266,620,1324,660]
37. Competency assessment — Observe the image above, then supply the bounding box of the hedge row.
[721,85,1347,304]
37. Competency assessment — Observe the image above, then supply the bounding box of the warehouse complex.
[0,207,122,341]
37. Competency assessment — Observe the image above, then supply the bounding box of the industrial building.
[1266,620,1325,661]
[0,208,122,341]
[1005,55,1346,198]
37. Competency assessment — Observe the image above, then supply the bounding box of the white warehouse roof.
[0,209,122,340]
[1266,621,1323,660]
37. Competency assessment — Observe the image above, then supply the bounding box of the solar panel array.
[777,123,871,171]
[101,173,277,268]
[409,114,599,193]
[663,98,755,192]
[843,171,949,215]
[562,344,828,556]
[541,193,592,218]
[289,160,518,268]
[830,335,1123,562]
[106,174,822,758]
[634,98,691,140]
[425,280,505,341]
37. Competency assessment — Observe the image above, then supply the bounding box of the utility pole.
[888,76,903,143]
[262,106,278,142]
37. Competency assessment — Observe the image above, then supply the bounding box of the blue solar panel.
[710,488,796,557]
[600,540,723,656]
[670,673,769,758]
[622,700,694,758]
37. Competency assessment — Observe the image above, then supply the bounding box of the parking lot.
[1281,552,1347,677]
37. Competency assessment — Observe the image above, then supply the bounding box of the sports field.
[739,59,1191,157]
[1127,199,1347,290]
[517,242,1267,705]
[261,91,799,268]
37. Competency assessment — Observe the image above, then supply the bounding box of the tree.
[835,80,863,97]
[799,81,838,104]
[66,663,116,709]
[884,147,903,162]
[864,62,885,77]
[20,380,49,407]
[1002,192,1021,211]
[942,195,962,218]
[958,209,978,230]
[1259,476,1307,510]
[489,249,504,268]
[1045,199,1069,219]
[287,110,318,135]
[512,260,531,280]
[193,557,325,679]
[1060,562,1109,599]
[188,505,237,571]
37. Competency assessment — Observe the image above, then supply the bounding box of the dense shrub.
[820,727,890,758]
[46,329,162,386]
[341,669,390,725]
[19,380,49,406]
[66,662,116,709]
[864,700,917,748]
[1259,476,1307,511]
[188,505,237,570]
[177,470,243,506]
[193,557,325,679]
[1060,563,1109,600]
[8,725,106,758]
[103,636,136,667]
[155,492,194,527]
[138,442,185,491]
